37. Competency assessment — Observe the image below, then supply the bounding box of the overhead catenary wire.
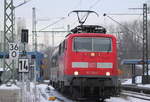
[81,0,102,22]
[39,17,66,31]
[104,13,142,15]
[38,0,84,31]
[0,0,33,30]
[14,0,32,8]
[103,13,143,40]
[89,0,102,9]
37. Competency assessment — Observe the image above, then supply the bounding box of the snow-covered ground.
[37,83,150,102]
[106,97,150,102]
[121,75,150,85]
[0,84,20,90]
[37,84,74,102]
[121,76,150,87]
[0,79,150,102]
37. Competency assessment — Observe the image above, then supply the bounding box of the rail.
[121,84,150,101]
[121,84,150,94]
[121,90,150,101]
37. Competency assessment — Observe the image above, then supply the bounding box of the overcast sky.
[14,0,147,30]
[0,0,148,30]
[0,0,149,47]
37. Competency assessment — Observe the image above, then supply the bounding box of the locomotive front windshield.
[73,37,112,52]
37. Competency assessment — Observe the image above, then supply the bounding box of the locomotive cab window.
[51,47,59,67]
[59,44,62,55]
[59,40,66,55]
[73,37,112,52]
[62,40,66,52]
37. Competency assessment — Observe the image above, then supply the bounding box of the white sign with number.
[9,43,19,59]
[18,58,29,72]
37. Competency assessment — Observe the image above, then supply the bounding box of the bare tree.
[107,20,144,78]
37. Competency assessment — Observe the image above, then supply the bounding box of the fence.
[0,83,43,102]
[0,96,20,102]
[0,88,20,102]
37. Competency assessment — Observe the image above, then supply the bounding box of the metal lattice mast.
[32,7,37,51]
[142,3,149,82]
[32,7,38,101]
[3,0,15,83]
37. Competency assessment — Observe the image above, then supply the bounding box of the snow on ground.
[121,76,150,89]
[127,97,150,102]
[0,84,20,90]
[107,97,150,102]
[43,80,50,83]
[122,76,142,85]
[1,81,150,102]
[121,79,132,85]
[37,84,74,102]
[119,77,150,102]
[138,84,150,88]
[0,67,4,71]
[37,83,150,102]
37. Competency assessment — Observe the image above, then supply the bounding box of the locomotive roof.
[70,25,106,34]
[65,31,117,41]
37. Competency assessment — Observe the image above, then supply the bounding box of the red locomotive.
[50,25,120,101]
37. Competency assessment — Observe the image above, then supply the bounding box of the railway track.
[40,84,150,102]
[121,84,150,94]
[121,90,150,101]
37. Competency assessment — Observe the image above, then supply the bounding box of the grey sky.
[15,0,145,16]
[0,0,148,47]
[0,0,148,31]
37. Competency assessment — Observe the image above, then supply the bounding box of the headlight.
[106,72,110,76]
[74,71,79,76]
[91,53,95,56]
